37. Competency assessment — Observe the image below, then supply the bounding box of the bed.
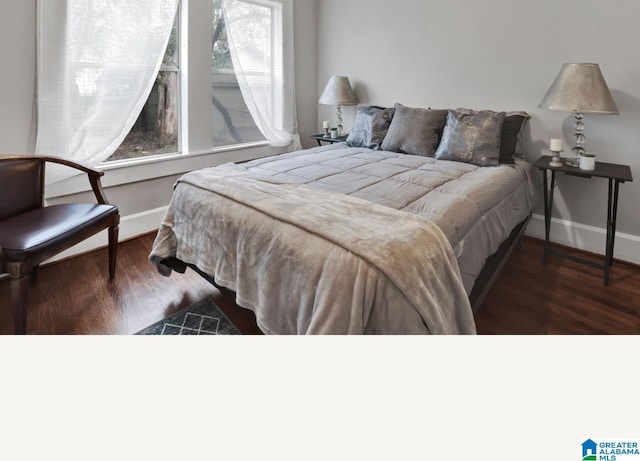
[149,105,539,334]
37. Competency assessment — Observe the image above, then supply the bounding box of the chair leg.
[108,224,119,279]
[11,275,31,335]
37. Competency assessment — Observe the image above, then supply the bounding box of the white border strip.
[525,213,640,266]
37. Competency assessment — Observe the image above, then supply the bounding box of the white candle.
[323,120,330,129]
[550,138,562,151]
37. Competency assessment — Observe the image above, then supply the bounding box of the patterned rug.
[136,297,240,335]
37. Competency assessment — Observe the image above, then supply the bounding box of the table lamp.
[318,76,357,135]
[539,63,619,156]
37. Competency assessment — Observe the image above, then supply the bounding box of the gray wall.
[317,0,640,252]
[0,1,36,153]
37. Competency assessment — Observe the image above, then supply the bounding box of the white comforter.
[149,163,477,334]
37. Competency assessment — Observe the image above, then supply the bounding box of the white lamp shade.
[319,76,357,106]
[539,63,619,114]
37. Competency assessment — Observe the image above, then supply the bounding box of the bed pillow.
[434,108,506,167]
[499,111,530,164]
[345,105,395,150]
[380,103,448,156]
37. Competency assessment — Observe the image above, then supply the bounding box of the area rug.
[136,297,240,335]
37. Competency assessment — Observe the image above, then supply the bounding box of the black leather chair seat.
[0,203,118,261]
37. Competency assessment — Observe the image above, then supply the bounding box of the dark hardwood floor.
[1,232,639,334]
[0,233,261,335]
[475,238,640,334]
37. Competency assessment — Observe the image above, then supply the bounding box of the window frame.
[47,0,289,199]
[100,0,277,170]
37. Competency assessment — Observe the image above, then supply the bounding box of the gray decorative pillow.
[380,103,448,156]
[499,111,530,164]
[345,105,395,150]
[434,109,506,167]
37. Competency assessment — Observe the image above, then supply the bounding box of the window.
[211,0,264,147]
[106,0,280,164]
[95,0,296,169]
[106,10,180,162]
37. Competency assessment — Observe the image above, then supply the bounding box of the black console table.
[533,155,633,285]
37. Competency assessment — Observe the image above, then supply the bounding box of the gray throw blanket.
[149,163,476,334]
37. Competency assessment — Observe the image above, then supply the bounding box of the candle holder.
[549,149,563,167]
[323,127,330,137]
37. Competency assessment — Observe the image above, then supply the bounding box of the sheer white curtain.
[36,0,179,184]
[222,0,300,150]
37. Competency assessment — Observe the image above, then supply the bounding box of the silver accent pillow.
[380,103,448,156]
[435,109,506,167]
[346,105,395,150]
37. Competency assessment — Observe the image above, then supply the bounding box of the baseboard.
[525,213,640,266]
[45,206,169,264]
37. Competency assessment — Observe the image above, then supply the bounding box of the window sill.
[45,141,285,199]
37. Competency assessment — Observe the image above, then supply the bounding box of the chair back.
[0,157,45,221]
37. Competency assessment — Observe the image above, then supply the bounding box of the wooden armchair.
[0,155,119,334]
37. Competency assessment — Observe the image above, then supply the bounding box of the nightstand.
[310,133,348,146]
[533,155,633,285]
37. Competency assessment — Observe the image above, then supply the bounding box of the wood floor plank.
[1,233,638,335]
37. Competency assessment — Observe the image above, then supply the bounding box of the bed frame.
[467,214,530,313]
[160,213,531,330]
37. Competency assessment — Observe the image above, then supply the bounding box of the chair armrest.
[39,155,111,205]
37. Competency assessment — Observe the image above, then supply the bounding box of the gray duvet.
[241,144,538,292]
[149,143,537,334]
